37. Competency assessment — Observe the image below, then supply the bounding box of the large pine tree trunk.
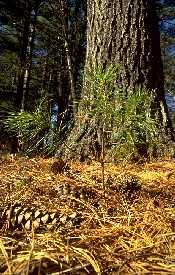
[86,0,162,92]
[59,0,174,160]
[86,0,163,93]
[85,0,173,137]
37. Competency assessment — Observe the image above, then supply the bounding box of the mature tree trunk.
[58,0,174,160]
[86,0,162,91]
[85,0,174,136]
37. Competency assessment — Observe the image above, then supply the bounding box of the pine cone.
[51,159,68,174]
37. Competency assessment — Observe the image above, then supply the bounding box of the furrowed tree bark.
[58,0,174,161]
[85,0,174,139]
[86,0,162,91]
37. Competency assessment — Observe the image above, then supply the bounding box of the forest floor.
[0,154,175,274]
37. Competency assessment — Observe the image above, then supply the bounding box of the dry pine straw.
[0,155,175,274]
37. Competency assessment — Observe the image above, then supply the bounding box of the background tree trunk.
[15,0,31,110]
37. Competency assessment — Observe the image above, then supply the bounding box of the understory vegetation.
[1,97,71,156]
[58,65,173,162]
[2,65,174,162]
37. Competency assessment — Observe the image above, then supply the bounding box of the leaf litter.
[0,154,175,274]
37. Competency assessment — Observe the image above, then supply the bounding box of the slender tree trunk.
[40,56,49,95]
[64,39,77,113]
[49,0,77,115]
[23,1,40,111]
[15,3,31,110]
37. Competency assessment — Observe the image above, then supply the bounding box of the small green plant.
[14,176,31,191]
[60,64,170,166]
[81,65,166,188]
[4,97,72,156]
[83,64,119,191]
[4,97,51,155]
[110,89,169,162]
[79,65,165,163]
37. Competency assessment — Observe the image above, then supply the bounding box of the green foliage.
[0,100,16,119]
[14,176,31,191]
[65,65,169,162]
[61,64,119,160]
[0,100,16,143]
[82,64,119,127]
[4,97,73,156]
[0,52,19,93]
[4,97,51,155]
[110,90,165,161]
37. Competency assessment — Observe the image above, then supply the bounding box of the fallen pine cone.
[51,159,69,174]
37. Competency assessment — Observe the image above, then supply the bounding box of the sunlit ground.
[0,154,175,274]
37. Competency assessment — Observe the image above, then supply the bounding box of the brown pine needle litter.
[0,155,175,274]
